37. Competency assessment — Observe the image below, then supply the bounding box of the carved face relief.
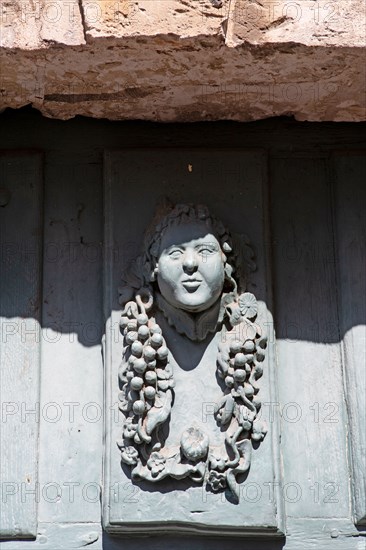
[156,223,225,313]
[117,204,268,502]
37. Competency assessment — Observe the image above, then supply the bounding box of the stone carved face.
[156,221,226,313]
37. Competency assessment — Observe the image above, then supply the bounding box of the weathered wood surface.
[0,154,43,538]
[0,112,366,549]
[333,152,366,525]
[37,158,104,524]
[0,523,101,550]
[271,155,350,519]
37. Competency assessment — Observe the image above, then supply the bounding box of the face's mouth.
[181,278,202,292]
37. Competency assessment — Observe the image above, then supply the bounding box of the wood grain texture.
[37,159,104,524]
[103,519,364,550]
[333,152,366,525]
[270,155,350,519]
[0,523,101,550]
[0,154,43,538]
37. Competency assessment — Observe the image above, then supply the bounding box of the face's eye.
[197,244,218,256]
[168,249,183,260]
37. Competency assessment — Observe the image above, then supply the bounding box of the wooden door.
[0,112,365,550]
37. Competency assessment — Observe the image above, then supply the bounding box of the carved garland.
[116,204,267,501]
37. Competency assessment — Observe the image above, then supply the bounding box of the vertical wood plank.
[333,152,366,525]
[271,155,350,519]
[0,153,43,538]
[38,158,104,525]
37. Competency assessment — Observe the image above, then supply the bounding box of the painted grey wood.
[0,523,102,550]
[103,149,283,536]
[333,152,366,525]
[285,518,365,549]
[270,154,351,520]
[37,158,104,524]
[103,520,364,550]
[0,153,43,538]
[0,112,365,549]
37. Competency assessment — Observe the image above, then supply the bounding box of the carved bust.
[117,203,267,501]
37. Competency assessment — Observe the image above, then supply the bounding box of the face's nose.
[183,249,198,273]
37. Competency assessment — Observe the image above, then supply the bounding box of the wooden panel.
[38,159,104,524]
[333,152,366,525]
[271,155,351,519]
[103,149,283,536]
[0,154,43,538]
[0,523,101,550]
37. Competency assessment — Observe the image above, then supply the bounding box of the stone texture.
[0,0,365,121]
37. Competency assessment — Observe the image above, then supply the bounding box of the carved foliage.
[116,204,267,501]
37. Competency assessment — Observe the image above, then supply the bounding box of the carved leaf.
[236,438,251,460]
[220,394,235,425]
[156,368,171,380]
[145,389,173,436]
[225,303,242,326]
[226,470,239,502]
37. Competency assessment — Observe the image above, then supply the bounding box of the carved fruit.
[143,346,156,361]
[119,316,129,332]
[256,351,265,362]
[157,380,169,391]
[157,346,168,361]
[145,371,157,384]
[243,340,255,353]
[234,353,246,367]
[245,354,254,362]
[137,313,148,326]
[137,325,149,340]
[144,386,156,400]
[134,358,147,374]
[131,341,143,357]
[133,400,145,415]
[146,360,157,370]
[150,324,162,335]
[150,333,163,349]
[125,331,138,345]
[127,320,137,331]
[180,427,209,461]
[244,383,254,397]
[130,376,143,391]
[229,341,242,355]
[234,369,246,382]
[225,376,234,388]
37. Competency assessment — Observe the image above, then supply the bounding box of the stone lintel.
[0,0,365,121]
